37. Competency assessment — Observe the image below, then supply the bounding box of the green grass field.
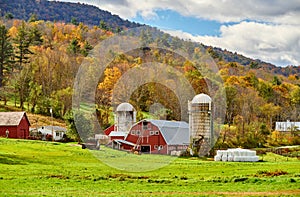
[0,138,299,196]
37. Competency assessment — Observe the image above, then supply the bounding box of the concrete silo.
[188,93,213,156]
[115,102,136,133]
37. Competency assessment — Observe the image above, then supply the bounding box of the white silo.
[115,102,136,133]
[188,93,213,156]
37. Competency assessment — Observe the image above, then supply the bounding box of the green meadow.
[0,138,299,196]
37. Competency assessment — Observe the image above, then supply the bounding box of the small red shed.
[0,112,30,139]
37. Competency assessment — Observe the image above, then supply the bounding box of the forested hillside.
[0,0,140,32]
[1,0,300,76]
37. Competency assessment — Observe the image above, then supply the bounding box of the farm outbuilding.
[115,119,190,155]
[38,126,66,141]
[275,121,300,132]
[0,112,30,139]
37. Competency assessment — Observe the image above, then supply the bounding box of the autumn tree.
[96,67,122,128]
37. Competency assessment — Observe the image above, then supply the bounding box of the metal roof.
[275,121,300,131]
[38,126,67,132]
[0,112,29,126]
[116,102,135,112]
[114,139,136,146]
[109,131,126,137]
[191,93,211,104]
[146,119,190,145]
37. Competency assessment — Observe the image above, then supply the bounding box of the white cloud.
[165,22,300,66]
[55,0,300,24]
[77,0,300,25]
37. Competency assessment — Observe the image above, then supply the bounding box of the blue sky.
[52,0,300,67]
[132,9,222,36]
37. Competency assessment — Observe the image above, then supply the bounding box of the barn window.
[136,131,141,135]
[155,131,159,135]
[142,121,148,130]
[150,131,154,135]
[56,132,59,137]
[154,145,158,149]
[159,145,163,150]
[131,130,136,135]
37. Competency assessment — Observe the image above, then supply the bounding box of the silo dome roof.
[116,102,135,112]
[191,93,211,104]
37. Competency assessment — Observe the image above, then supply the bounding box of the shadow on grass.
[0,154,27,165]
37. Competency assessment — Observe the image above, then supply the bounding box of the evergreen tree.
[30,25,43,46]
[71,17,79,26]
[0,24,14,87]
[28,13,38,23]
[13,21,33,69]
[13,22,33,109]
[68,38,81,54]
[81,41,93,56]
[4,13,14,20]
[99,20,108,30]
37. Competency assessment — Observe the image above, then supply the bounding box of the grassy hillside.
[0,138,299,196]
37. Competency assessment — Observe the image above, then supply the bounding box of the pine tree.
[30,25,43,46]
[28,13,38,23]
[71,17,79,26]
[81,41,93,56]
[99,20,108,30]
[13,21,33,69]
[13,22,33,109]
[0,24,14,87]
[68,39,81,54]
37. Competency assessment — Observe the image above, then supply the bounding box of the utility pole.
[50,108,53,142]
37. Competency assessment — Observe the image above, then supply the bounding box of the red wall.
[0,114,30,139]
[125,121,167,154]
[104,125,115,136]
[110,136,125,141]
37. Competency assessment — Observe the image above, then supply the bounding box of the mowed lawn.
[0,138,299,196]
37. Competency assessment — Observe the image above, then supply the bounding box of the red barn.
[115,119,190,155]
[0,112,30,139]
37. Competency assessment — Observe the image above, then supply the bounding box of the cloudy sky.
[54,0,300,67]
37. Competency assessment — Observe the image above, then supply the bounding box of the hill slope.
[0,0,141,31]
[1,0,299,76]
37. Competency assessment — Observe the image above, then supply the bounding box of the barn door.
[141,145,150,153]
[19,129,25,139]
